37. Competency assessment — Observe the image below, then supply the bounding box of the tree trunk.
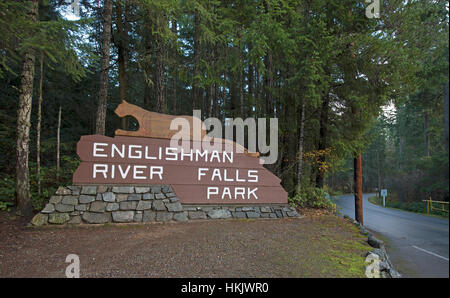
[144,84,151,109]
[36,51,44,196]
[214,81,219,118]
[263,1,273,118]
[347,29,363,223]
[352,105,364,224]
[15,0,38,216]
[248,63,254,117]
[377,150,381,196]
[264,53,273,117]
[297,99,306,193]
[354,155,363,224]
[424,111,430,157]
[95,0,113,135]
[316,93,330,188]
[444,77,449,153]
[240,67,244,117]
[238,35,244,117]
[143,16,153,110]
[193,10,200,109]
[256,68,262,118]
[208,84,214,117]
[56,105,61,181]
[116,0,128,129]
[155,33,165,113]
[172,19,178,114]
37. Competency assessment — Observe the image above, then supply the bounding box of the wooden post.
[354,154,363,224]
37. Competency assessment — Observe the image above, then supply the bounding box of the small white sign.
[380,189,387,207]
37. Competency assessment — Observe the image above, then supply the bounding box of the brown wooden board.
[73,163,280,186]
[72,135,287,204]
[76,135,260,168]
[172,185,287,204]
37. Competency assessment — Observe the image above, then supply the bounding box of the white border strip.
[412,245,449,261]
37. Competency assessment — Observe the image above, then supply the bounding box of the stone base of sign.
[31,185,300,226]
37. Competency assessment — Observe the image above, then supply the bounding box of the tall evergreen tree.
[15,0,39,216]
[95,0,113,135]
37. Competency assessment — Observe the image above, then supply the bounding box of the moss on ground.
[269,215,371,277]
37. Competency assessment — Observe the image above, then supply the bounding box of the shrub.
[289,186,336,211]
[0,174,15,211]
[0,155,80,212]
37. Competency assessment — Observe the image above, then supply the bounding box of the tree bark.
[15,0,38,216]
[248,62,254,117]
[352,104,364,224]
[263,0,273,118]
[95,0,113,135]
[155,33,165,113]
[214,80,219,118]
[316,93,330,188]
[347,26,363,224]
[238,34,244,117]
[444,78,449,153]
[354,154,363,224]
[377,150,381,196]
[208,84,214,117]
[144,84,151,109]
[143,16,153,110]
[424,111,430,157]
[172,19,178,114]
[192,10,200,109]
[56,105,61,181]
[264,53,273,117]
[297,99,306,193]
[256,68,262,118]
[115,0,128,129]
[36,51,44,196]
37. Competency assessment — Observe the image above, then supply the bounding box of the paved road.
[333,194,449,278]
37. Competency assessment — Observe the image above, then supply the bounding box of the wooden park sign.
[73,101,287,205]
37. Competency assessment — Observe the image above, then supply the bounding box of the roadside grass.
[270,214,371,277]
[368,196,449,219]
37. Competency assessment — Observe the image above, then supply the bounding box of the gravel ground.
[0,210,371,277]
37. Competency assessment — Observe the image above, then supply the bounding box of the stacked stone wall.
[31,185,300,226]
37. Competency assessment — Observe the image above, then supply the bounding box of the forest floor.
[0,209,372,278]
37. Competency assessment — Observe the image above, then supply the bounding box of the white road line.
[412,245,449,261]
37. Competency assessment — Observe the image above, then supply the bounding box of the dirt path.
[0,211,371,277]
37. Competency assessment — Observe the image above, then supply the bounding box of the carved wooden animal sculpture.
[114,100,259,157]
[114,100,206,140]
